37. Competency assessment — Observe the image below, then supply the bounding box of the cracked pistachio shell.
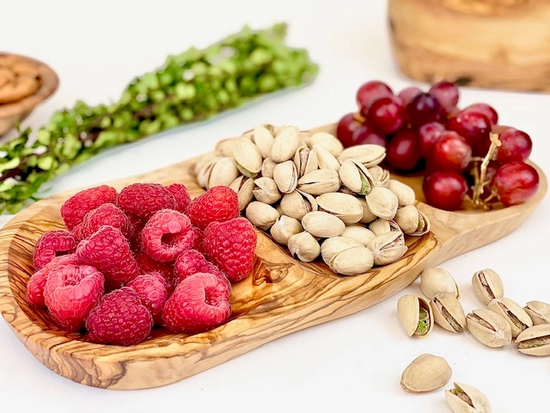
[328,245,374,275]
[341,225,376,246]
[368,165,390,187]
[270,215,303,246]
[431,293,466,333]
[229,175,254,211]
[472,269,504,305]
[287,231,321,262]
[214,138,238,157]
[312,145,341,171]
[316,192,363,224]
[280,190,318,221]
[272,160,298,194]
[233,137,263,178]
[368,218,401,237]
[358,198,377,224]
[466,308,512,348]
[252,124,275,159]
[208,156,240,189]
[410,210,430,236]
[306,131,344,157]
[320,236,363,265]
[297,168,341,196]
[515,324,550,356]
[294,145,319,177]
[365,186,399,220]
[195,153,220,189]
[245,201,280,231]
[253,177,281,204]
[368,230,407,266]
[393,205,421,235]
[270,125,301,163]
[397,294,434,337]
[400,354,452,393]
[339,159,375,195]
[337,144,386,167]
[420,267,459,300]
[524,300,550,325]
[387,179,416,206]
[487,297,533,338]
[301,211,346,238]
[445,382,491,413]
[261,158,277,179]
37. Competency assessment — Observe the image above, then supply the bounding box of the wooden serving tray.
[0,124,547,389]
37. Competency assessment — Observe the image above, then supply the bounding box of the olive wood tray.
[0,124,546,390]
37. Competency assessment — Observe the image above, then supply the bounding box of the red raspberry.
[44,264,104,332]
[186,186,239,230]
[86,287,153,346]
[174,249,228,286]
[33,230,77,270]
[190,226,203,252]
[127,215,146,253]
[115,183,176,222]
[203,217,257,283]
[60,185,118,231]
[141,209,195,263]
[162,272,232,334]
[165,183,191,213]
[134,251,175,295]
[76,225,139,290]
[27,254,78,308]
[127,273,168,325]
[73,203,132,240]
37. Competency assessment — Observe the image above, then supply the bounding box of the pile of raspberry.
[26,183,257,346]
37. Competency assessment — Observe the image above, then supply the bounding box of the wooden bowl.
[0,53,59,136]
[388,0,550,92]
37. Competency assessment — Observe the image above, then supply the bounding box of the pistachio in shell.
[297,168,341,196]
[524,300,550,325]
[245,201,280,231]
[272,160,298,194]
[337,144,386,167]
[400,353,452,393]
[341,224,376,246]
[365,186,399,220]
[270,125,301,163]
[307,131,344,157]
[320,236,363,265]
[270,215,303,246]
[328,245,374,275]
[445,382,492,413]
[466,308,512,348]
[471,268,504,305]
[487,297,533,338]
[287,231,321,262]
[387,179,416,206]
[252,124,275,159]
[397,294,434,337]
[316,192,363,224]
[301,211,346,238]
[515,324,550,357]
[280,190,318,221]
[338,158,375,195]
[368,230,407,266]
[228,175,255,211]
[253,177,282,204]
[431,293,466,333]
[420,267,459,300]
[233,137,263,178]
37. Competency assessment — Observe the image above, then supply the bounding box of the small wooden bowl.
[388,0,550,92]
[0,53,59,136]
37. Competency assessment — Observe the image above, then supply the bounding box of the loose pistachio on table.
[397,294,434,338]
[471,268,504,305]
[420,267,460,300]
[431,293,466,333]
[524,300,550,325]
[515,324,550,357]
[445,382,492,413]
[466,308,512,348]
[400,353,452,393]
[487,297,533,338]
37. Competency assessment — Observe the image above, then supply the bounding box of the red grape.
[446,111,491,157]
[385,129,421,172]
[492,161,539,206]
[495,127,532,164]
[422,170,468,211]
[407,93,444,129]
[462,103,498,125]
[356,81,393,115]
[336,112,364,148]
[428,81,459,114]
[418,122,445,158]
[428,131,472,173]
[398,86,423,106]
[366,95,407,135]
[351,126,387,147]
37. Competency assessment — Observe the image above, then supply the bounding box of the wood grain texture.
[0,124,547,389]
[388,0,550,92]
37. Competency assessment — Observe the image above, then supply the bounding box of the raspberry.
[141,209,195,262]
[76,225,139,290]
[27,254,78,308]
[127,273,168,325]
[165,183,191,213]
[134,251,175,295]
[86,287,153,346]
[203,217,257,283]
[190,226,203,252]
[116,183,176,222]
[43,264,104,332]
[186,185,239,230]
[162,272,232,334]
[33,230,77,270]
[174,249,228,286]
[73,203,132,240]
[60,185,118,231]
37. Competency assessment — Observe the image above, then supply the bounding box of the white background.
[1,1,549,411]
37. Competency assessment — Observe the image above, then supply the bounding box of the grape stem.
[471,133,501,208]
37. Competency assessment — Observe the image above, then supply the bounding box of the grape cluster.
[336,80,539,211]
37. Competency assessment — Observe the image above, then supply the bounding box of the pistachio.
[341,225,376,246]
[195,153,220,189]
[287,231,321,262]
[400,354,452,393]
[472,269,504,305]
[328,245,374,275]
[316,192,363,224]
[338,159,375,195]
[397,294,434,337]
[420,267,459,300]
[252,124,275,158]
[301,211,346,238]
[280,190,318,221]
[320,236,363,265]
[207,156,240,189]
[312,145,341,171]
[387,179,416,206]
[228,175,254,211]
[409,210,431,236]
[368,230,407,266]
[358,198,377,224]
[297,168,341,195]
[270,215,303,246]
[431,293,466,333]
[214,138,238,157]
[261,157,277,178]
[368,218,392,236]
[272,160,298,194]
[393,205,422,235]
[365,186,399,220]
[245,201,280,231]
[524,300,550,325]
[252,177,281,204]
[233,137,263,178]
[270,125,301,163]
[337,144,386,167]
[445,382,492,413]
[466,308,512,348]
[294,145,318,177]
[368,165,390,187]
[487,297,533,338]
[515,324,550,356]
[307,131,344,157]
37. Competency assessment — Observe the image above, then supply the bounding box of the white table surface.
[1,1,549,411]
